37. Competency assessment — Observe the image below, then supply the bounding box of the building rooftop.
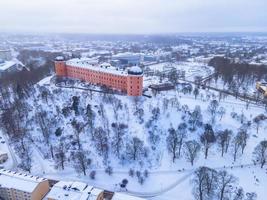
[45,181,100,200]
[46,180,146,200]
[55,56,65,61]
[113,52,141,60]
[0,60,17,71]
[128,66,143,75]
[0,151,7,156]
[0,169,47,193]
[66,58,129,76]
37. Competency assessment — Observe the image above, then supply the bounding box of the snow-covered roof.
[66,58,128,76]
[0,169,47,193]
[0,151,7,156]
[113,52,141,60]
[128,66,143,74]
[55,56,64,61]
[45,181,96,200]
[0,60,16,71]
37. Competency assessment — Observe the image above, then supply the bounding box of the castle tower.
[54,56,67,77]
[127,66,143,96]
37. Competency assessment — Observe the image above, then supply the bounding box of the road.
[42,162,259,199]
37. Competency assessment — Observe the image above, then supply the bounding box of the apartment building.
[0,169,49,200]
[55,57,143,96]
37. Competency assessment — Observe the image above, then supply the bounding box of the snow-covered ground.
[146,62,214,81]
[19,73,266,200]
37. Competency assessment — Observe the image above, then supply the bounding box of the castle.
[55,56,143,96]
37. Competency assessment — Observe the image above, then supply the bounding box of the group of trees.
[165,114,267,168]
[1,59,266,195]
[193,167,257,200]
[208,57,267,103]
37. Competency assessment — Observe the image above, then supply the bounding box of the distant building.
[0,59,25,76]
[143,55,158,62]
[0,60,17,73]
[149,83,175,92]
[0,151,8,164]
[55,57,143,96]
[45,180,146,200]
[112,52,141,67]
[0,169,50,200]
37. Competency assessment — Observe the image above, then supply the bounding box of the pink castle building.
[55,57,143,96]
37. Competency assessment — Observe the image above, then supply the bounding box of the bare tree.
[217,170,237,200]
[193,87,200,99]
[189,106,202,131]
[232,134,242,162]
[253,140,267,168]
[85,104,95,130]
[217,129,232,157]
[126,137,145,161]
[192,167,217,200]
[72,149,91,176]
[71,96,80,115]
[111,123,128,158]
[166,128,179,162]
[54,142,67,170]
[18,144,32,173]
[93,127,109,158]
[237,129,249,154]
[200,124,216,159]
[208,100,219,123]
[218,107,226,121]
[184,140,200,166]
[36,108,53,144]
[177,123,187,157]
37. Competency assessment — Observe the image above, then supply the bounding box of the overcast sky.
[0,0,266,34]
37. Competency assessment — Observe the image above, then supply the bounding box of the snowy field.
[146,62,214,81]
[9,74,264,200]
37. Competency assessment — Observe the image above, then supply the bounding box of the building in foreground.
[45,180,145,200]
[0,169,50,200]
[55,57,143,96]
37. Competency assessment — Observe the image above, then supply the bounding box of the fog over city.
[0,0,267,34]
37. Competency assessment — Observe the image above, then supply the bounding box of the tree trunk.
[205,147,208,159]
